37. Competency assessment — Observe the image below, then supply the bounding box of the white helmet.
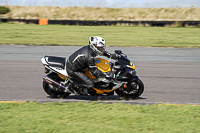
[89,36,106,55]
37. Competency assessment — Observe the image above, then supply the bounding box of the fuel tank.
[85,58,111,79]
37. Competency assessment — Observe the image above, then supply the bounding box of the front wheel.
[43,80,70,98]
[115,79,144,99]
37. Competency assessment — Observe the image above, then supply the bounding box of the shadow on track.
[48,95,146,101]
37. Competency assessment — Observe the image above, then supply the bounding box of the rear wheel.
[43,80,70,98]
[115,79,144,99]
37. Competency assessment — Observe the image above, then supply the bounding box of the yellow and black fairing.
[85,58,114,94]
[115,55,137,82]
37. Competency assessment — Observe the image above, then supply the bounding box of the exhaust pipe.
[43,76,68,92]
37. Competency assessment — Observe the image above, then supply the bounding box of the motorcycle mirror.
[115,50,122,55]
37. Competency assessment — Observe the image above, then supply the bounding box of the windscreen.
[117,55,130,65]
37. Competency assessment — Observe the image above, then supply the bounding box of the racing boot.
[67,82,78,93]
[81,87,88,95]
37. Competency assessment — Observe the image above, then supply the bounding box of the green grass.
[0,23,200,47]
[0,102,199,133]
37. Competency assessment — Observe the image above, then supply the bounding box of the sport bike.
[41,50,144,99]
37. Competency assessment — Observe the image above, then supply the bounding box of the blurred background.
[1,0,200,8]
[1,0,200,21]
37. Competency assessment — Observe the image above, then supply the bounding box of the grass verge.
[0,23,200,48]
[0,102,199,133]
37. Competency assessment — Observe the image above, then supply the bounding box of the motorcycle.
[41,50,144,99]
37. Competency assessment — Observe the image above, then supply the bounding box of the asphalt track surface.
[0,45,200,105]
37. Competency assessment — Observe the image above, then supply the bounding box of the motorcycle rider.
[66,36,119,93]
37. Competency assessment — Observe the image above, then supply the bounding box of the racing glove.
[110,53,120,59]
[103,51,121,59]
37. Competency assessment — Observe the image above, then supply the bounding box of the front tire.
[115,79,144,99]
[43,80,70,98]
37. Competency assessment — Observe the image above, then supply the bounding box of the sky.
[1,0,200,8]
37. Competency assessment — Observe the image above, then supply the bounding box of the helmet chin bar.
[97,47,104,52]
[92,45,103,56]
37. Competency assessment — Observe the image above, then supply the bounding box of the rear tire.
[43,80,70,98]
[115,79,144,99]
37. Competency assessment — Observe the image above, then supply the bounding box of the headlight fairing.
[129,69,137,76]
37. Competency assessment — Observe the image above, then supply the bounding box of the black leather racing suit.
[66,45,107,88]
